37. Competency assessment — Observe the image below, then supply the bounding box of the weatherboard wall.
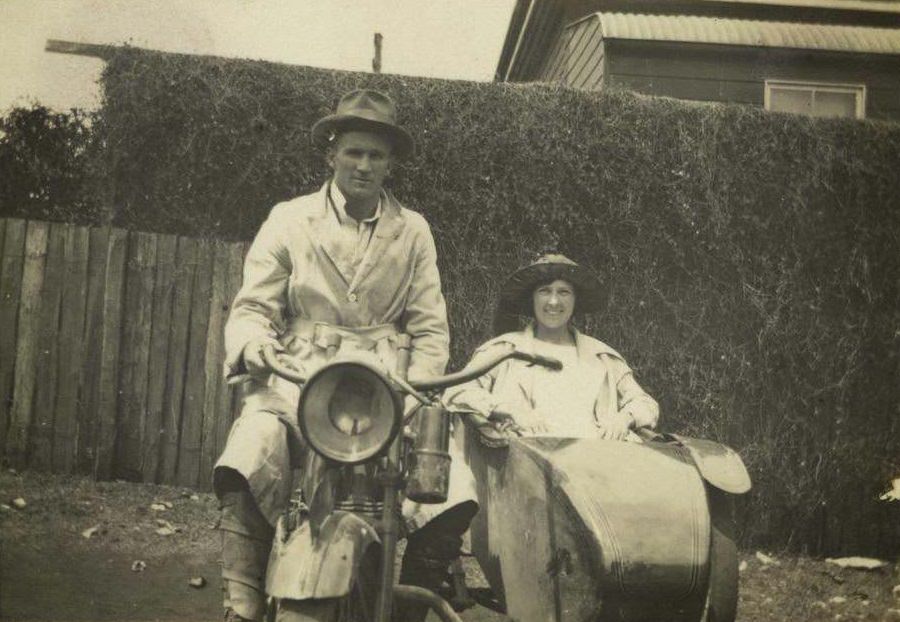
[534,16,900,121]
[604,41,900,120]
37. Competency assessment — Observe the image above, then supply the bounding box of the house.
[496,0,900,121]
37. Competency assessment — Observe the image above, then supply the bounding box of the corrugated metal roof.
[581,11,900,54]
[706,0,900,15]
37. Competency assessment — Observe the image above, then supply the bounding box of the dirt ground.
[1,470,897,622]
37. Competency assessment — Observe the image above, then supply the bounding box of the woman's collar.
[525,322,577,348]
[526,322,623,361]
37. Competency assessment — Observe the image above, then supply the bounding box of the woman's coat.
[444,327,659,436]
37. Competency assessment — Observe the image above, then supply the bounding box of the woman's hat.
[497,253,603,317]
[311,89,415,159]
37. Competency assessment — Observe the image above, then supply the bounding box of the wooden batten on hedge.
[1,45,898,556]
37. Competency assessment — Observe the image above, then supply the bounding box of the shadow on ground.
[1,547,220,622]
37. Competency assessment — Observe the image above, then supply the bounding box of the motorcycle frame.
[263,337,464,622]
[374,336,466,622]
[372,334,407,622]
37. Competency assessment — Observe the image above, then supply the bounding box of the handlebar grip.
[260,343,278,366]
[530,352,563,370]
[260,344,306,384]
[511,350,563,370]
[412,345,562,392]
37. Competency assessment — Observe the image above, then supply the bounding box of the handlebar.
[260,345,306,384]
[259,342,561,394]
[410,344,562,392]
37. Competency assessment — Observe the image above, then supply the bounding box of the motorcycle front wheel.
[273,550,379,622]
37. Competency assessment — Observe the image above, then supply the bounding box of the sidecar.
[463,430,751,622]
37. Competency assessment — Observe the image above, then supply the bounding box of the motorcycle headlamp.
[297,360,403,464]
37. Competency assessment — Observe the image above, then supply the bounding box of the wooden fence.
[0,218,248,490]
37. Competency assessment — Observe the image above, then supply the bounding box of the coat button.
[348,293,358,302]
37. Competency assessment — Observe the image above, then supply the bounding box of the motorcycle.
[258,334,561,622]
[259,333,751,622]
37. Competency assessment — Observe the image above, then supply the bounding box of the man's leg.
[214,410,297,622]
[218,475,274,622]
[397,501,478,622]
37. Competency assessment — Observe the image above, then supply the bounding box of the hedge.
[21,47,900,555]
[0,105,103,223]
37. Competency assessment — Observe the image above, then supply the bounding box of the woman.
[444,253,659,441]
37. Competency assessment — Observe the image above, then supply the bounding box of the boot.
[397,532,460,622]
[397,502,477,622]
[220,489,275,622]
[448,557,476,612]
[223,607,255,622]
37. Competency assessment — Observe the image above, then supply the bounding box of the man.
[213,90,475,622]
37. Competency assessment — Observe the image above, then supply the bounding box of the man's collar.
[328,181,382,224]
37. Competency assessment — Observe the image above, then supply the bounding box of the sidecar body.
[464,432,750,622]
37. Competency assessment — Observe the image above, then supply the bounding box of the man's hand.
[241,337,283,380]
[596,411,635,441]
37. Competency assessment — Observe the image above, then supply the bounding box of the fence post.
[94,228,128,479]
[7,221,49,469]
[0,219,27,460]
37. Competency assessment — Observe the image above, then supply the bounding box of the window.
[765,80,866,119]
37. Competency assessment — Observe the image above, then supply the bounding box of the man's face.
[533,279,576,331]
[328,130,394,205]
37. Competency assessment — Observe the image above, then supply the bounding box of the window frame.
[764,79,867,119]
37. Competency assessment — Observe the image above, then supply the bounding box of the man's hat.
[311,89,414,158]
[497,253,604,317]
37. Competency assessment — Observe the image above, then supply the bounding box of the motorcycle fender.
[266,511,381,600]
[670,433,752,494]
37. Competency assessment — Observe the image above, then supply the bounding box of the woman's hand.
[489,406,564,437]
[488,409,525,436]
[596,411,635,441]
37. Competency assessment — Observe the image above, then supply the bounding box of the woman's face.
[532,279,576,331]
